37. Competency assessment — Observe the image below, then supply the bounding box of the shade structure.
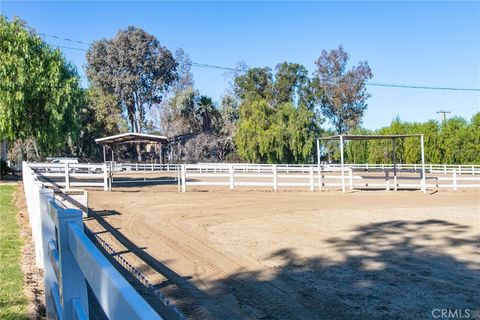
[317,134,426,193]
[95,133,168,163]
[318,134,422,141]
[95,133,168,145]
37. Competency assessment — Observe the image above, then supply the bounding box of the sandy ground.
[85,185,480,320]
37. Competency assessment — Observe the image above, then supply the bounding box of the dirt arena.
[84,185,479,319]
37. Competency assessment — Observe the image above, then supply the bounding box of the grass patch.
[0,184,27,319]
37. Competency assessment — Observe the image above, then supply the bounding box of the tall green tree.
[0,16,82,157]
[313,45,373,134]
[75,87,127,160]
[86,26,177,134]
[234,67,273,101]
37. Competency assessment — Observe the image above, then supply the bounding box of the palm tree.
[196,96,217,133]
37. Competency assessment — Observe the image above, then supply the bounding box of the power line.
[38,32,90,46]
[40,34,480,92]
[367,83,479,92]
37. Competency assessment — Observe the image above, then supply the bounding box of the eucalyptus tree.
[313,45,373,134]
[0,16,82,158]
[86,26,177,134]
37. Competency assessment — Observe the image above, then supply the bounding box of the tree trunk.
[136,144,142,162]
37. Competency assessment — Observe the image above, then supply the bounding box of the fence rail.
[22,162,162,320]
[181,163,480,193]
[26,162,480,192]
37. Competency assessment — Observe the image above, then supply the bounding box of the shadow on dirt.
[85,211,480,320]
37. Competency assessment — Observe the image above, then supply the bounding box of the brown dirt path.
[87,187,480,319]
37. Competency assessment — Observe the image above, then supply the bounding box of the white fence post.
[65,162,70,189]
[181,164,186,192]
[229,164,235,190]
[318,168,322,191]
[349,168,353,190]
[453,170,457,191]
[385,170,390,191]
[39,191,56,319]
[309,167,314,191]
[272,165,278,191]
[33,182,44,267]
[51,203,89,319]
[103,163,109,191]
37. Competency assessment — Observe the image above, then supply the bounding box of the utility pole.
[437,110,451,122]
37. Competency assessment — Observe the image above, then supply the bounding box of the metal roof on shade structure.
[318,134,423,141]
[95,133,168,145]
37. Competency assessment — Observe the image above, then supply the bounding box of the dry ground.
[85,185,480,320]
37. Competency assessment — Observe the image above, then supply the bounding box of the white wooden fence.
[181,163,480,193]
[26,162,480,192]
[22,162,162,319]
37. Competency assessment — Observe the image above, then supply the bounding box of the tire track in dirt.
[128,216,316,319]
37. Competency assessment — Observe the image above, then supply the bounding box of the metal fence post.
[229,164,235,190]
[272,165,278,191]
[50,202,89,319]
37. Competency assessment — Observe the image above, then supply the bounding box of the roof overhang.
[95,133,168,145]
[318,134,422,141]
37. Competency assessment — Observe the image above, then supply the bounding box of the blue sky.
[2,1,479,129]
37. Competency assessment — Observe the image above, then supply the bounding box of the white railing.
[181,163,480,193]
[22,162,162,319]
[29,162,110,191]
[197,162,480,175]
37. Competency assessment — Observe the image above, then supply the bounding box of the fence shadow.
[86,210,245,320]
[84,210,480,319]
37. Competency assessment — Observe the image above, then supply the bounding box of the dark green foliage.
[343,114,480,164]
[86,26,177,133]
[313,46,373,134]
[0,16,83,155]
[234,62,321,163]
